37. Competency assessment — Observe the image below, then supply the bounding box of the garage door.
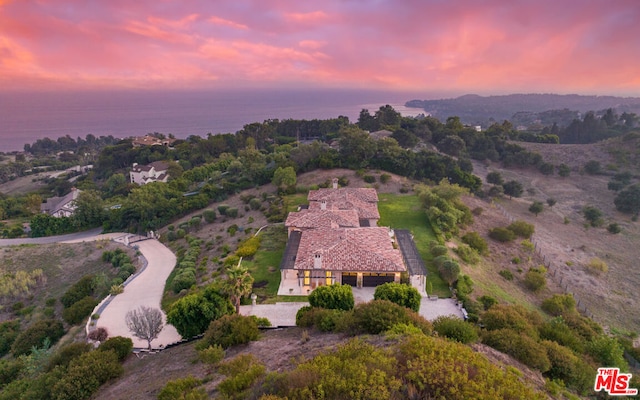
[362,273,394,287]
[342,273,357,286]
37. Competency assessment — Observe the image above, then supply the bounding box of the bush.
[47,342,93,372]
[584,160,601,175]
[196,212,215,227]
[158,376,207,400]
[430,245,448,257]
[524,266,547,292]
[380,173,391,183]
[88,327,109,342]
[489,227,515,242]
[218,204,230,215]
[11,319,65,356]
[217,354,266,398]
[249,198,262,210]
[98,336,133,361]
[541,294,576,316]
[50,350,124,400]
[583,205,604,227]
[225,207,239,218]
[433,316,478,343]
[308,284,354,311]
[607,222,621,234]
[172,269,196,293]
[0,320,20,357]
[453,243,480,264]
[482,329,551,372]
[343,300,432,335]
[60,275,95,308]
[236,236,261,258]
[295,307,345,332]
[373,282,421,312]
[507,220,535,238]
[62,296,100,325]
[199,314,259,349]
[499,269,514,280]
[478,295,498,310]
[363,175,376,183]
[543,340,595,394]
[586,257,608,274]
[438,259,460,286]
[587,336,627,370]
[198,345,225,365]
[461,231,488,254]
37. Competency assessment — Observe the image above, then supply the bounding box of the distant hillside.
[406,93,640,127]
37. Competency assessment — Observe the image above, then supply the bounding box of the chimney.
[332,178,338,189]
[314,253,322,269]
[321,200,327,210]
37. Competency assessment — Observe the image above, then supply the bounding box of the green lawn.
[284,193,309,212]
[378,193,450,297]
[242,225,287,302]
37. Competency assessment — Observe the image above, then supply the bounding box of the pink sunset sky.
[1,0,639,95]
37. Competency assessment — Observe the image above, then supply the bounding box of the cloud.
[208,16,249,30]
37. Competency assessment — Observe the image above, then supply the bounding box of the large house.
[280,179,427,294]
[41,188,81,217]
[131,134,177,147]
[130,161,170,185]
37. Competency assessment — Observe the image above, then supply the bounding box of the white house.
[130,161,170,185]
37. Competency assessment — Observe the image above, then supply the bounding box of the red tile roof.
[307,188,380,220]
[294,227,405,273]
[285,209,360,229]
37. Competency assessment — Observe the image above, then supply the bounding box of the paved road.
[0,227,104,246]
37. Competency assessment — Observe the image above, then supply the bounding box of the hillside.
[406,93,640,126]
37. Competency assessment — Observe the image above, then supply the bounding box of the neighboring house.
[131,134,177,147]
[130,161,170,185]
[41,188,81,217]
[281,179,427,293]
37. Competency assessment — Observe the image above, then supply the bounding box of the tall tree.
[125,306,164,350]
[222,266,254,314]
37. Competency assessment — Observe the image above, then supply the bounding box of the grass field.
[377,193,450,297]
[242,225,287,302]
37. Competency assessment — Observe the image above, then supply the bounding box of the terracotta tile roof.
[308,187,378,202]
[294,227,405,273]
[285,209,360,229]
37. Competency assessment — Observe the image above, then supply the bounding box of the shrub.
[227,224,238,236]
[62,296,99,325]
[607,222,622,234]
[98,336,133,361]
[344,300,432,335]
[430,245,448,257]
[461,231,488,254]
[380,173,391,183]
[203,209,217,223]
[524,266,547,292]
[11,319,65,356]
[438,259,460,286]
[543,340,595,394]
[217,354,266,398]
[47,342,93,372]
[586,257,608,274]
[199,314,259,349]
[218,204,230,215]
[529,201,544,216]
[507,220,535,238]
[225,207,239,218]
[584,160,601,175]
[373,282,421,312]
[61,275,95,308]
[249,198,262,210]
[482,329,551,372]
[486,171,504,185]
[587,336,627,370]
[499,269,514,280]
[363,174,376,183]
[236,236,261,258]
[308,284,354,311]
[198,345,225,365]
[171,270,196,293]
[295,307,345,332]
[454,243,480,264]
[158,376,207,400]
[489,227,515,242]
[478,295,498,310]
[541,294,576,316]
[538,318,586,354]
[433,315,478,343]
[88,327,109,342]
[0,320,20,357]
[167,286,234,338]
[582,205,604,227]
[50,350,124,400]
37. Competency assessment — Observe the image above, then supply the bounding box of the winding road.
[1,230,182,349]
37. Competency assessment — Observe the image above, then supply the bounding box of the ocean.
[0,89,430,153]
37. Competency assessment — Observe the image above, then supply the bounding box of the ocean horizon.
[0,89,433,153]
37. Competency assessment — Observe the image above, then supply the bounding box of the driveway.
[0,227,103,246]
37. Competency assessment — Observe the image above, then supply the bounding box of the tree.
[167,286,234,338]
[557,163,571,177]
[614,183,640,215]
[437,135,466,157]
[546,198,556,207]
[271,166,297,189]
[486,171,503,185]
[529,201,544,217]
[374,282,421,312]
[583,160,601,175]
[438,260,460,287]
[125,306,164,349]
[502,180,523,199]
[222,266,254,314]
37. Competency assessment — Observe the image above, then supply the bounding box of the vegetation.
[221,265,254,314]
[432,315,478,343]
[308,284,354,311]
[461,231,488,255]
[125,306,164,350]
[373,282,421,312]
[197,314,260,349]
[166,285,234,338]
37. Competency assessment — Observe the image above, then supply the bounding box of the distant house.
[131,135,177,147]
[369,129,394,140]
[280,179,427,293]
[130,161,170,185]
[41,188,81,217]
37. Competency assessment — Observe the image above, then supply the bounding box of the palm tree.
[223,265,254,313]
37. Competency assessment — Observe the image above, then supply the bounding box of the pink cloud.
[208,15,248,30]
